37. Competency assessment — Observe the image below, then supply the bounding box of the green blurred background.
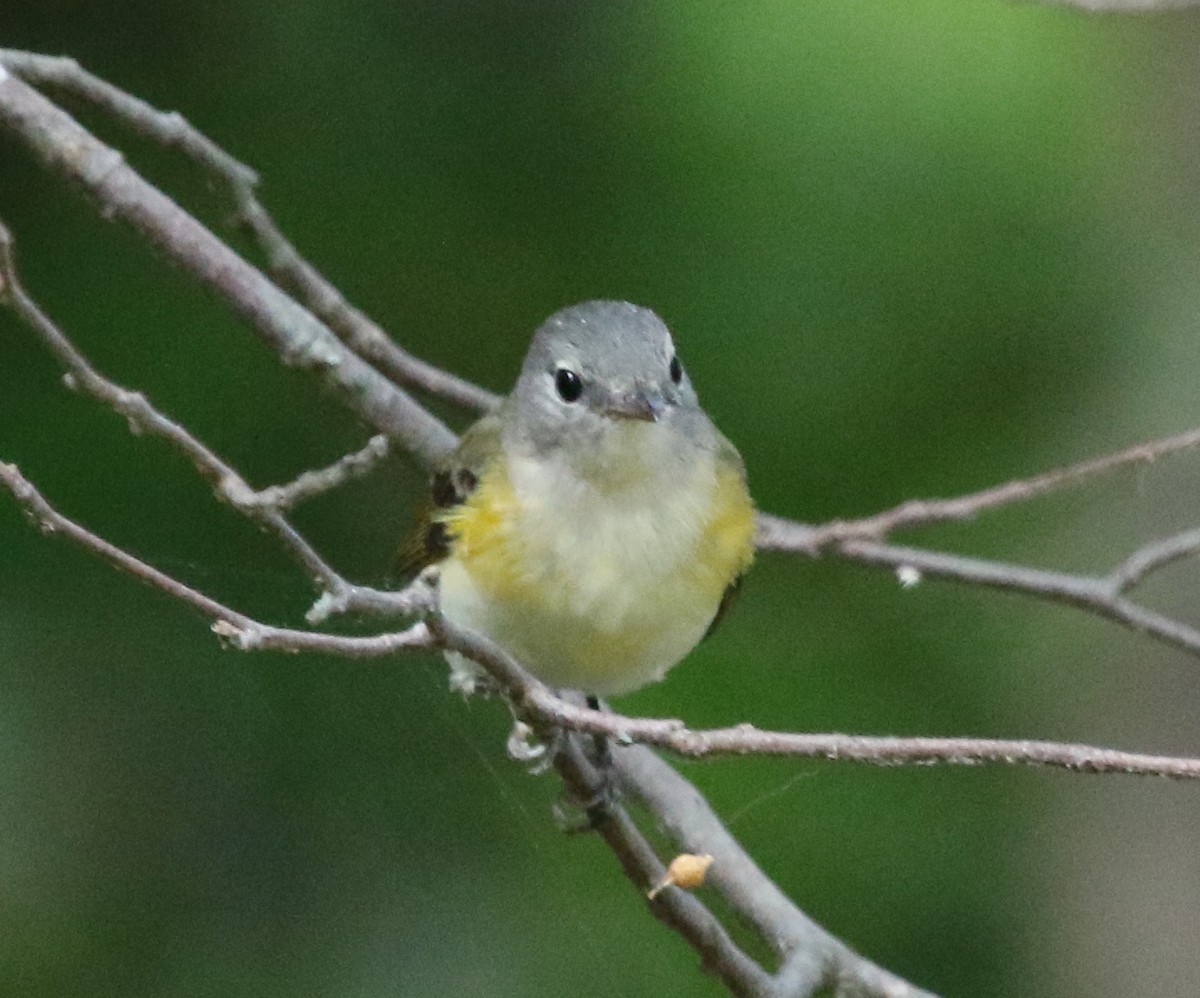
[4,2,1200,995]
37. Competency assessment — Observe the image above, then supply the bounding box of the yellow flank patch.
[437,467,532,603]
[693,462,756,595]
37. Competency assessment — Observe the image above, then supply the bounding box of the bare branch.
[632,726,1200,779]
[789,425,1200,549]
[1108,527,1200,595]
[303,581,428,623]
[0,220,356,596]
[211,618,434,658]
[433,617,1200,780]
[549,739,784,998]
[556,738,935,996]
[756,420,1200,662]
[616,745,938,998]
[230,434,392,512]
[759,519,1200,660]
[0,461,257,629]
[0,64,456,468]
[0,49,500,415]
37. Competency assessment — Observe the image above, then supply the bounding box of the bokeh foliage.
[3,3,1200,996]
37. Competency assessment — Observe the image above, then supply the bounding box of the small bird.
[398,300,755,697]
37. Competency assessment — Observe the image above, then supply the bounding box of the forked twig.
[231,434,392,512]
[0,61,457,467]
[0,49,499,415]
[788,426,1200,549]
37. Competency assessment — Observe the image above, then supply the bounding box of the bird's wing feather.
[393,412,504,582]
[703,574,744,641]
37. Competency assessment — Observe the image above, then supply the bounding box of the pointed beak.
[604,390,666,423]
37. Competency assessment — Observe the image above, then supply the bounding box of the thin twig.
[0,49,500,415]
[0,219,421,623]
[785,425,1200,549]
[0,461,259,629]
[229,434,392,512]
[616,745,938,998]
[550,738,783,998]
[757,521,1200,661]
[432,616,1200,780]
[1108,527,1200,595]
[0,65,457,467]
[0,221,353,596]
[304,581,429,624]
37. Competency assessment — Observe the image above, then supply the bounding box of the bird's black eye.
[669,355,683,385]
[555,367,583,403]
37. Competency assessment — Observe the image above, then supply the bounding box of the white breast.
[441,425,724,695]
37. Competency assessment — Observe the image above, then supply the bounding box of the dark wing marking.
[392,412,502,583]
[702,574,743,642]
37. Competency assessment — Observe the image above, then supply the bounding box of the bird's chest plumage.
[438,438,753,694]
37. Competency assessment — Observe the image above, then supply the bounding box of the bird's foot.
[557,695,620,831]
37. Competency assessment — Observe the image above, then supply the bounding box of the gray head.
[505,300,713,469]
